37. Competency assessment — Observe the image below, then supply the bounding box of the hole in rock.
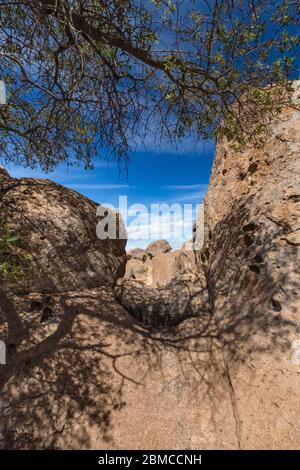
[253,253,263,263]
[45,296,52,305]
[249,264,260,274]
[248,162,258,175]
[40,307,55,323]
[271,298,282,312]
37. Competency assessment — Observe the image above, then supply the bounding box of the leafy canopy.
[0,0,299,170]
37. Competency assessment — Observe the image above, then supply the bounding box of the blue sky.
[7,140,214,250]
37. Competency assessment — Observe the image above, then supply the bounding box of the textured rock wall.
[195,81,300,448]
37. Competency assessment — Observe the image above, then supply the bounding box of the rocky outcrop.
[150,251,180,288]
[125,240,177,286]
[200,82,300,346]
[0,173,126,294]
[124,239,196,287]
[194,82,300,448]
[0,83,299,450]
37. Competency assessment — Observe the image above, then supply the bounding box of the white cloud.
[126,210,196,242]
[67,184,131,190]
[162,184,208,190]
[132,134,215,155]
[169,191,207,203]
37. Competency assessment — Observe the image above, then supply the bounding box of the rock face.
[127,248,145,261]
[124,240,196,287]
[200,82,300,346]
[1,83,300,450]
[0,174,126,293]
[124,240,177,287]
[195,82,300,448]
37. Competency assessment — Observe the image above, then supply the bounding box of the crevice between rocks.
[114,266,211,330]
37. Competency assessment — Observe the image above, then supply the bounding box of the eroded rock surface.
[0,83,300,450]
[178,241,197,270]
[0,174,126,293]
[0,287,236,449]
[193,82,300,449]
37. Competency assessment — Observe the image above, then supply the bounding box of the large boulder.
[144,239,172,259]
[0,173,126,293]
[125,250,181,288]
[150,251,180,287]
[125,242,180,287]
